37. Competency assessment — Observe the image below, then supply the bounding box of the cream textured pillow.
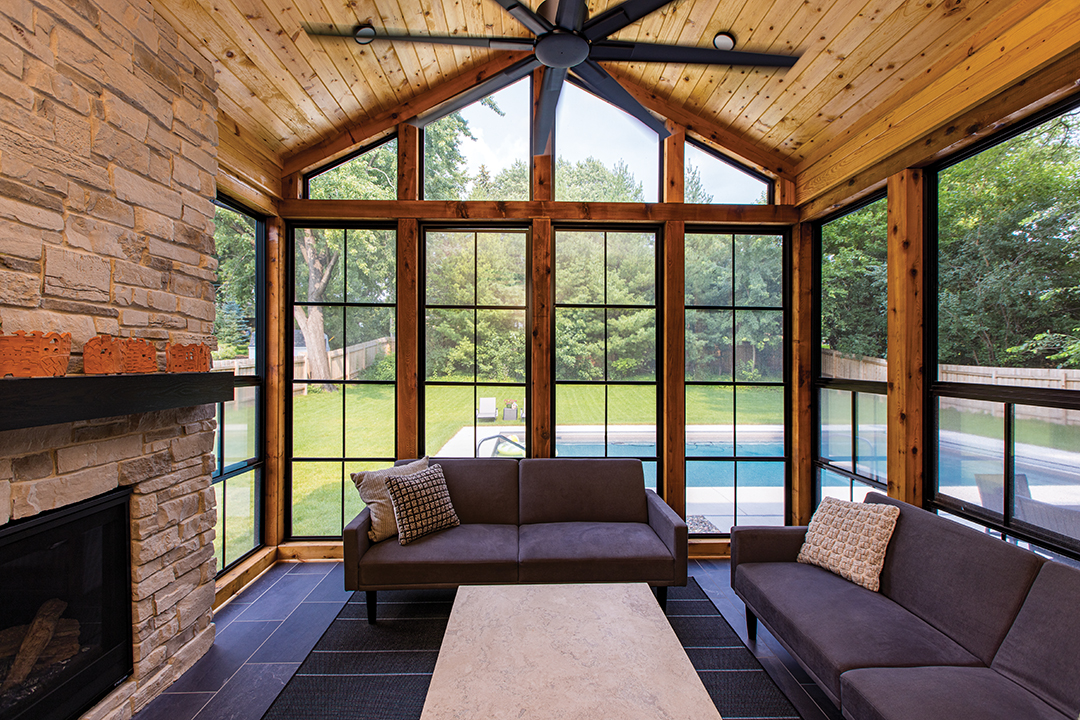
[797,496,900,592]
[351,458,428,543]
[384,465,460,545]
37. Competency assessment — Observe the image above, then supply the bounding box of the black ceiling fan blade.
[582,0,673,42]
[371,33,536,51]
[533,66,567,155]
[410,56,542,127]
[590,40,799,67]
[571,60,670,139]
[491,0,554,36]
[554,0,587,31]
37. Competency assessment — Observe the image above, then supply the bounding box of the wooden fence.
[821,350,1080,425]
[213,337,394,393]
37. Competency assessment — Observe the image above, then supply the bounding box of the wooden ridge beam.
[282,53,531,176]
[608,73,797,181]
[796,1,1080,206]
[279,200,798,225]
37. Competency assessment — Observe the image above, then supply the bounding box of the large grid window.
[423,228,528,457]
[554,229,658,490]
[814,196,888,504]
[684,231,786,533]
[290,225,396,538]
[210,199,265,573]
[931,101,1080,561]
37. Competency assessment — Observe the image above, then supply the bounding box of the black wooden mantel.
[0,372,234,432]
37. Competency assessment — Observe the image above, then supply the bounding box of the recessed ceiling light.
[354,24,376,45]
[713,32,736,52]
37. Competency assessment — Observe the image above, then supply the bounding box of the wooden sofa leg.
[746,607,758,642]
[655,585,668,613]
[366,590,377,625]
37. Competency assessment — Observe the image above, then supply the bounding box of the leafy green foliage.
[820,198,888,360]
[939,110,1080,367]
[212,205,256,358]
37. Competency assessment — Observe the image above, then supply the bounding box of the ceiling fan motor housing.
[535,31,590,68]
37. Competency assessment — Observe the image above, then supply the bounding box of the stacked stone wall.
[0,0,222,717]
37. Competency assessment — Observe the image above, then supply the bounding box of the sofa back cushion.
[518,458,647,524]
[866,493,1045,664]
[991,561,1080,719]
[395,458,518,525]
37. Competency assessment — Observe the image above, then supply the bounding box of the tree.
[212,204,256,358]
[939,111,1080,367]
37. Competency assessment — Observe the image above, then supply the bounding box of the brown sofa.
[730,492,1080,720]
[344,457,688,622]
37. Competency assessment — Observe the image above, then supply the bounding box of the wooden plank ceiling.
[153,0,1056,184]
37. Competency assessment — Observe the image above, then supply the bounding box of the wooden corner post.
[886,169,925,507]
[790,222,815,525]
[264,214,287,546]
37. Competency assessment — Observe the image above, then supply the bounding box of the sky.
[455,76,766,204]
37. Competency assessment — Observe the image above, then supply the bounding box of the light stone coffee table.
[420,583,722,720]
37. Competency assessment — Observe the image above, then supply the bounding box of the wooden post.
[397,218,420,459]
[887,169,924,507]
[662,122,684,204]
[264,214,287,546]
[530,218,553,457]
[281,172,300,200]
[777,178,797,206]
[398,123,420,201]
[790,222,815,525]
[531,69,553,202]
[662,220,685,516]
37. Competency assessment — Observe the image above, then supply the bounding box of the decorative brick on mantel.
[0,0,223,717]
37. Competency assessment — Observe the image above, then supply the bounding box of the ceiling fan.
[306,0,799,155]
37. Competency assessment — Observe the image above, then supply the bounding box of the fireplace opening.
[0,488,132,720]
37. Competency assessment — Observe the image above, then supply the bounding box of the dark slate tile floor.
[132,559,843,720]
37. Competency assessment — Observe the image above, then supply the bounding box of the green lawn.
[287,382,786,537]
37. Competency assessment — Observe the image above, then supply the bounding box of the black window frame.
[684,138,776,205]
[926,96,1080,563]
[551,222,664,493]
[211,195,267,574]
[285,220,399,540]
[302,133,399,200]
[419,223,532,458]
[811,192,890,507]
[683,224,791,535]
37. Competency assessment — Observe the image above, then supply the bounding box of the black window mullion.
[1003,402,1014,527]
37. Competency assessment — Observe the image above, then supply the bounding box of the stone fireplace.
[0,0,224,717]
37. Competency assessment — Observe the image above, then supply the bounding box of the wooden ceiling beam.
[278,199,798,224]
[282,52,532,176]
[795,0,1080,205]
[608,72,798,181]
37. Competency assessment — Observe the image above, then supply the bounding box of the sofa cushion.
[396,458,519,525]
[360,524,518,586]
[733,561,981,703]
[385,465,460,545]
[865,492,1045,664]
[991,561,1080,719]
[353,457,428,542]
[840,666,1071,720]
[518,458,647,524]
[797,496,899,591]
[518,522,673,583]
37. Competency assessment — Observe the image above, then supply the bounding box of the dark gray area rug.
[261,580,803,720]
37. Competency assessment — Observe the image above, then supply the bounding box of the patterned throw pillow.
[351,458,428,543]
[797,496,900,592]
[384,465,460,545]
